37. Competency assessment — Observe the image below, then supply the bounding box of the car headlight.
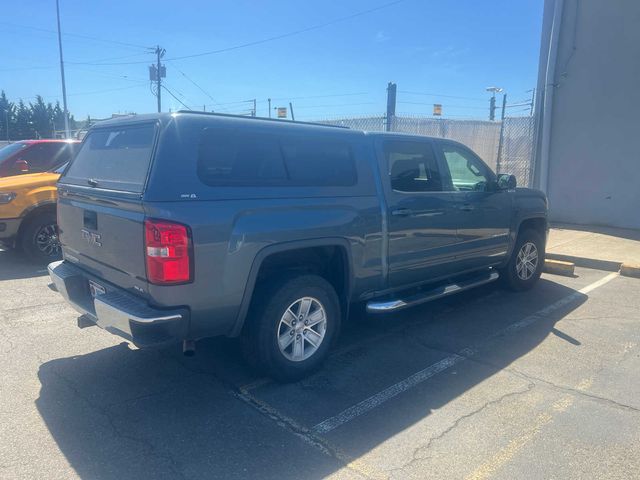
[0,192,17,204]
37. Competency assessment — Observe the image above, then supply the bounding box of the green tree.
[51,101,65,135]
[30,95,53,139]
[0,91,14,141]
[14,100,35,140]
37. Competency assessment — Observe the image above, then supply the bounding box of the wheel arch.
[16,201,57,244]
[229,238,353,337]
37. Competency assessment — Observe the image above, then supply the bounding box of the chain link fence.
[495,116,536,188]
[314,114,536,188]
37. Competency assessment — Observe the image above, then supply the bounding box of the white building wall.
[537,0,640,229]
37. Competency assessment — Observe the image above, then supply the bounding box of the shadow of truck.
[35,278,586,479]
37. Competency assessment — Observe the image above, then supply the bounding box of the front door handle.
[391,208,413,217]
[459,203,475,212]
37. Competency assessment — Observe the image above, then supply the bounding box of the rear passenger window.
[281,137,356,186]
[198,128,287,184]
[197,128,357,187]
[385,140,443,193]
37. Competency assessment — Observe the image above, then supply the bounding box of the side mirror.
[13,159,30,174]
[497,173,517,190]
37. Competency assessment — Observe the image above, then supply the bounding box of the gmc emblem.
[81,229,102,247]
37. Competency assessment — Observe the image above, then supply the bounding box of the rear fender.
[229,237,353,337]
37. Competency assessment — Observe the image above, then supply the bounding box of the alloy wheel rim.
[35,224,61,257]
[277,296,327,362]
[516,241,538,280]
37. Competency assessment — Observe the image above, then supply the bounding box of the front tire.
[500,229,544,291]
[20,212,61,263]
[241,274,341,382]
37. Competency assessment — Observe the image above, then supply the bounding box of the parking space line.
[464,394,575,480]
[465,378,593,480]
[311,273,618,435]
[238,378,272,392]
[235,385,388,480]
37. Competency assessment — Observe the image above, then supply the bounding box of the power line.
[294,102,376,109]
[201,92,370,110]
[162,81,198,108]
[398,101,488,110]
[168,61,227,112]
[162,85,192,110]
[69,67,149,83]
[0,21,152,50]
[68,83,147,97]
[398,90,486,101]
[72,0,410,65]
[67,52,153,65]
[271,92,369,101]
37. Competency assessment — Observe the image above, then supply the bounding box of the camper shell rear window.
[63,123,157,193]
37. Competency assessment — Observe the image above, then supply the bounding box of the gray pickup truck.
[49,112,547,381]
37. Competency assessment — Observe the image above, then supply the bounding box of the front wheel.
[500,229,544,291]
[241,274,341,382]
[20,212,61,263]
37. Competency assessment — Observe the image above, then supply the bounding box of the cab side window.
[21,144,68,173]
[385,140,443,193]
[441,144,492,192]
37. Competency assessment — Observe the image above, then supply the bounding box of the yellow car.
[0,164,64,261]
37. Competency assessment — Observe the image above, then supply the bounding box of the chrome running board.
[366,270,499,313]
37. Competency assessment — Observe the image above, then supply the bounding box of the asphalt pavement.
[1,248,639,480]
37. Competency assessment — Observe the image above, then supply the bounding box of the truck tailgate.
[57,187,148,292]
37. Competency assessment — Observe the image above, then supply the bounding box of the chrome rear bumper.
[48,260,188,347]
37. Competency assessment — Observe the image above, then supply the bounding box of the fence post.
[386,82,397,132]
[496,93,507,173]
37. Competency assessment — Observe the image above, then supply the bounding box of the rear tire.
[20,212,61,263]
[241,274,341,382]
[500,229,544,291]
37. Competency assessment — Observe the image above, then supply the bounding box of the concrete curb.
[543,259,575,277]
[620,264,640,279]
[545,253,622,273]
[546,253,640,279]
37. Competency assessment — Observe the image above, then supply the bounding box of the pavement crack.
[389,383,535,476]
[45,364,187,480]
[507,368,640,414]
[156,350,386,479]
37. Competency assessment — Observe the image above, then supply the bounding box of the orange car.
[0,164,64,261]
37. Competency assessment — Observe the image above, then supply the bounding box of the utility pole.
[289,102,295,121]
[486,86,503,121]
[529,88,536,116]
[55,0,70,138]
[268,98,272,118]
[150,46,166,112]
[386,82,397,132]
[496,93,508,172]
[252,99,256,117]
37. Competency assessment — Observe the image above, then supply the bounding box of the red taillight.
[144,219,191,284]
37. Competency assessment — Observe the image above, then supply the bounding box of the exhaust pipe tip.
[183,340,196,357]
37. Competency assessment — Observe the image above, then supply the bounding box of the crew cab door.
[435,140,512,270]
[378,138,460,288]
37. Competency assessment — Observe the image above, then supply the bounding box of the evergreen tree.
[30,95,53,139]
[0,91,14,141]
[52,101,65,135]
[14,100,35,140]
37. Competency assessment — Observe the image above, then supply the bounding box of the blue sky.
[0,0,543,121]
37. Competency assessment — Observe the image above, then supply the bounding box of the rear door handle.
[459,203,475,212]
[391,208,413,217]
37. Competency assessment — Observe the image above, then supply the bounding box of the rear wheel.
[500,229,544,291]
[20,212,61,263]
[241,274,340,382]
